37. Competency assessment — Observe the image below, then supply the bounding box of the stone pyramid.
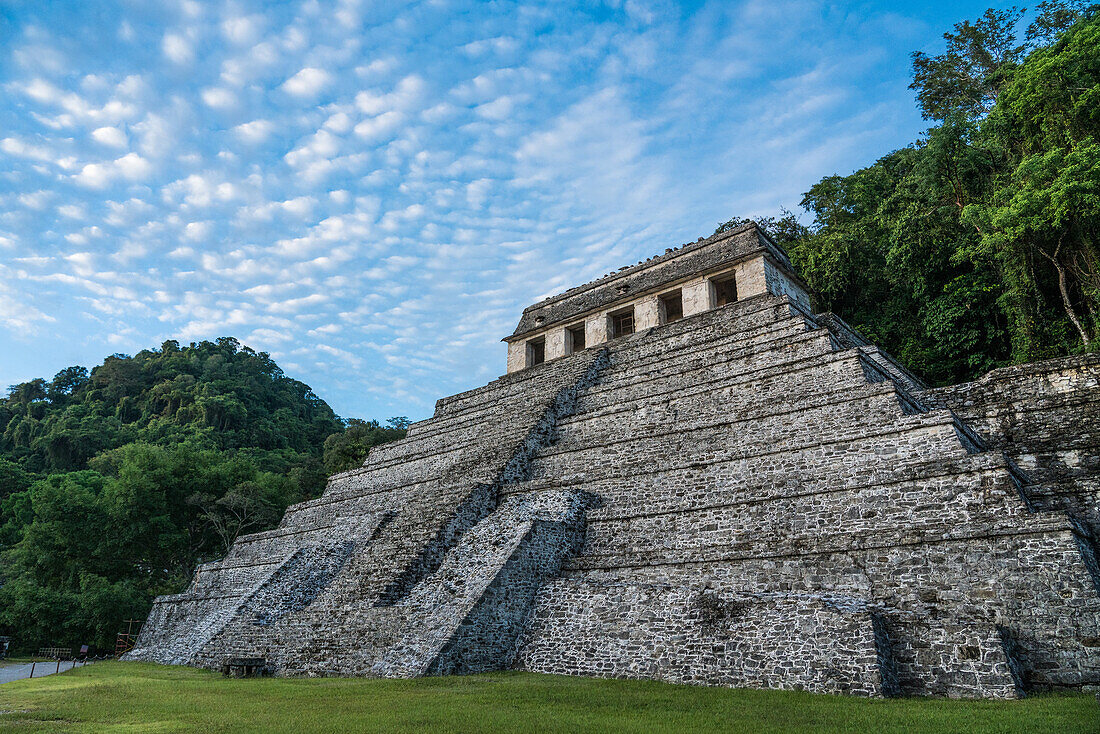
[127,224,1100,697]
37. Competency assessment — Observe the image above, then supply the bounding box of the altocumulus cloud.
[0,0,992,419]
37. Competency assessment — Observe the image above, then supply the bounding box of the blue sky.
[0,0,1011,420]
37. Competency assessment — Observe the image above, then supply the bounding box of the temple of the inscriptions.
[127,223,1100,697]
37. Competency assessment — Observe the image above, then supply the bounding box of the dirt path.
[0,660,80,684]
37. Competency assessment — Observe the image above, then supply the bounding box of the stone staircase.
[131,346,611,677]
[370,489,592,677]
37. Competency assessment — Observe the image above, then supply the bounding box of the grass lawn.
[0,662,1096,733]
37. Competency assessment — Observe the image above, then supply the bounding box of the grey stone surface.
[127,225,1100,698]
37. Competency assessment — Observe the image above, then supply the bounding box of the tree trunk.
[1041,237,1091,346]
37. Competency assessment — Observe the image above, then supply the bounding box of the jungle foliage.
[720,3,1100,386]
[0,338,406,651]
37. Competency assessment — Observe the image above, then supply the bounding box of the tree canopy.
[0,338,405,652]
[726,3,1099,385]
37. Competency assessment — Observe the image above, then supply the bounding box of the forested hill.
[2,337,340,474]
[0,338,406,652]
[722,3,1100,387]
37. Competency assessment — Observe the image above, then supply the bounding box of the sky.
[0,0,1013,420]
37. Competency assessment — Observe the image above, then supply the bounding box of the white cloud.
[183,221,212,241]
[201,87,237,109]
[281,67,332,97]
[162,173,239,208]
[1,137,51,162]
[65,251,96,275]
[234,119,274,143]
[353,110,404,141]
[475,95,517,120]
[281,196,316,218]
[12,42,67,74]
[284,129,343,170]
[17,190,53,210]
[0,0,938,424]
[91,126,128,148]
[355,75,426,115]
[131,112,178,158]
[461,36,519,57]
[115,152,153,179]
[0,292,55,334]
[222,15,262,45]
[236,196,318,222]
[162,33,194,64]
[15,78,136,125]
[73,152,153,188]
[324,111,354,133]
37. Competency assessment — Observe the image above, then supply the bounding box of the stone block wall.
[516,585,887,695]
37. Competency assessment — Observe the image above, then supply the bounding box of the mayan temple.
[126,223,1100,698]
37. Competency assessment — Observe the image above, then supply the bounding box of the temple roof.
[506,223,796,341]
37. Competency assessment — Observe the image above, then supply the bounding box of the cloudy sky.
[1,0,1007,420]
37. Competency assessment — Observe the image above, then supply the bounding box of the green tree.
[0,338,405,652]
[748,5,1099,385]
[323,418,409,475]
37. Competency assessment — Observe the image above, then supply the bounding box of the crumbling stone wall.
[128,227,1100,698]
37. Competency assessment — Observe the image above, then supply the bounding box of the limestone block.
[635,295,660,331]
[585,313,607,347]
[736,256,768,299]
[506,341,526,374]
[763,257,811,312]
[682,278,711,316]
[546,328,566,361]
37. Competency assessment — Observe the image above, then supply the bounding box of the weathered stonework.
[127,224,1100,698]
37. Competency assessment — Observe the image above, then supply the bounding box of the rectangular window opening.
[659,290,683,324]
[610,308,635,339]
[566,324,586,354]
[527,338,545,367]
[713,275,738,307]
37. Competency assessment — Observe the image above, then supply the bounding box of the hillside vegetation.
[725,2,1100,386]
[0,338,405,652]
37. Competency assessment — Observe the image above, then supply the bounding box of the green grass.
[0,662,1096,733]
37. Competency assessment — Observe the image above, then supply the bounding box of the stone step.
[594,295,810,369]
[508,450,1018,520]
[580,467,1035,559]
[576,344,879,419]
[368,490,589,678]
[557,383,916,458]
[811,312,928,393]
[617,317,818,378]
[406,303,810,441]
[420,345,611,425]
[564,514,1072,571]
[592,310,814,384]
[874,616,1020,698]
[533,410,979,488]
[334,352,605,482]
[334,309,831,488]
[590,335,839,410]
